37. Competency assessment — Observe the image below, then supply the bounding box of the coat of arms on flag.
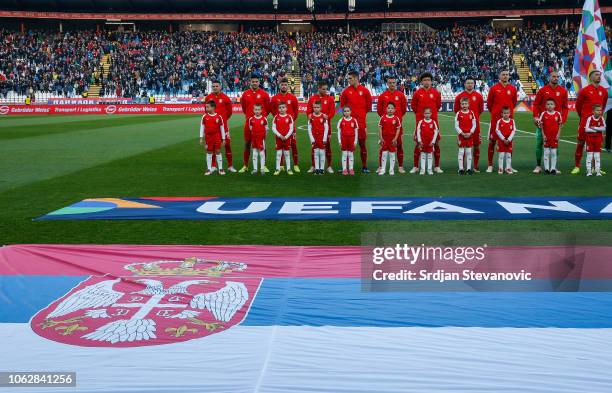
[30,258,261,347]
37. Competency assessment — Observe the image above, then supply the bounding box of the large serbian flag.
[572,0,612,110]
[1,244,612,392]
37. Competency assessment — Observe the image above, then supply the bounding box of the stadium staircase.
[513,53,538,94]
[287,58,302,97]
[287,36,302,97]
[88,54,111,98]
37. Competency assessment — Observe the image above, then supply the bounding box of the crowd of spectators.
[0,29,103,99]
[298,25,518,96]
[0,23,585,101]
[518,22,576,93]
[101,30,294,98]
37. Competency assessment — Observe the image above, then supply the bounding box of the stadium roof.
[0,0,594,13]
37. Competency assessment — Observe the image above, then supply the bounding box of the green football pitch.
[0,111,610,245]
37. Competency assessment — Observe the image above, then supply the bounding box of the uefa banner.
[38,196,612,221]
[1,243,611,392]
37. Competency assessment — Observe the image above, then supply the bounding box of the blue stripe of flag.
[2,276,612,328]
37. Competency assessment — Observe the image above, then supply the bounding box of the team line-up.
[199,69,608,177]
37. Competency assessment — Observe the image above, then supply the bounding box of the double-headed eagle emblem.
[32,258,259,347]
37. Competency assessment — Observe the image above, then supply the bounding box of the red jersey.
[248,115,268,139]
[585,115,605,135]
[538,111,562,137]
[416,119,439,152]
[455,110,477,134]
[576,84,608,119]
[308,113,329,147]
[340,84,372,128]
[204,92,233,122]
[495,118,516,141]
[585,115,605,152]
[411,87,442,122]
[337,117,359,139]
[272,114,294,138]
[378,115,402,138]
[241,88,271,118]
[487,82,518,118]
[453,90,484,118]
[377,89,408,119]
[532,84,569,122]
[271,92,299,120]
[199,112,226,139]
[307,93,336,121]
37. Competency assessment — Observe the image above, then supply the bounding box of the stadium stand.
[0,23,590,104]
[298,25,518,100]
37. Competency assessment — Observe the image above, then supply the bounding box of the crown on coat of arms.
[124,257,247,276]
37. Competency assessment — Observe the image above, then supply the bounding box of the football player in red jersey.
[308,101,330,175]
[584,104,606,176]
[199,100,227,176]
[377,102,402,176]
[307,81,336,173]
[453,77,484,171]
[416,108,440,175]
[271,101,295,176]
[454,97,477,174]
[495,107,516,175]
[248,104,269,175]
[410,72,442,174]
[239,75,271,173]
[486,70,517,173]
[536,98,563,174]
[572,70,608,175]
[205,80,235,172]
[337,106,359,175]
[340,71,372,173]
[377,76,407,173]
[531,71,568,174]
[271,77,300,173]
